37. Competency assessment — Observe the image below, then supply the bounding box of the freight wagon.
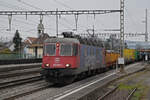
[123,49,141,64]
[105,50,120,68]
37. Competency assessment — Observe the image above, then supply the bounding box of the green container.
[134,50,140,61]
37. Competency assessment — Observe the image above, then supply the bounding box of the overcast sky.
[0,0,150,41]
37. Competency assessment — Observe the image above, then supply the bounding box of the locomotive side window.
[60,44,72,56]
[45,44,56,56]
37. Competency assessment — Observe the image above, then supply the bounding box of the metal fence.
[0,53,23,60]
[0,58,42,65]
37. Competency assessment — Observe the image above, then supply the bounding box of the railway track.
[0,76,42,89]
[98,86,137,100]
[0,68,41,79]
[0,63,53,100]
[0,63,42,83]
[0,80,52,100]
[126,88,137,100]
[0,62,143,100]
[98,86,119,100]
[4,85,50,100]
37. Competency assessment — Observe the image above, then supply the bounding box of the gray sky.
[0,0,150,41]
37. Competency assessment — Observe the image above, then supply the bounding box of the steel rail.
[98,86,118,100]
[0,76,42,89]
[126,88,137,100]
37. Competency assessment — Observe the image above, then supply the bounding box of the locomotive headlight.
[45,64,50,67]
[56,43,60,47]
[66,64,71,67]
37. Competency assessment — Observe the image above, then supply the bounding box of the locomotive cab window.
[45,44,56,56]
[60,44,72,56]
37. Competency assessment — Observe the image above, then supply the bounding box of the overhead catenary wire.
[125,7,138,31]
[0,16,38,27]
[14,0,113,34]
[17,0,76,33]
[0,0,27,10]
[17,0,43,10]
[16,1,62,35]
[124,7,147,41]
[49,0,94,32]
[0,0,43,38]
[52,0,73,9]
[0,0,42,24]
[20,0,88,33]
[53,0,110,34]
[0,0,100,39]
[0,1,40,27]
[0,0,122,38]
[0,17,40,38]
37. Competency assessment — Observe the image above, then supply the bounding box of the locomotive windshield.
[60,44,72,56]
[44,43,78,56]
[45,44,56,56]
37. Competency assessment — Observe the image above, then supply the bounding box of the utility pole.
[145,9,148,42]
[119,0,125,73]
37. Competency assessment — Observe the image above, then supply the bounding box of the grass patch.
[118,83,148,100]
[132,85,145,100]
[119,83,136,90]
[132,85,149,100]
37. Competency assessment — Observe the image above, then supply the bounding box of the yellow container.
[124,49,136,62]
[105,51,120,67]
